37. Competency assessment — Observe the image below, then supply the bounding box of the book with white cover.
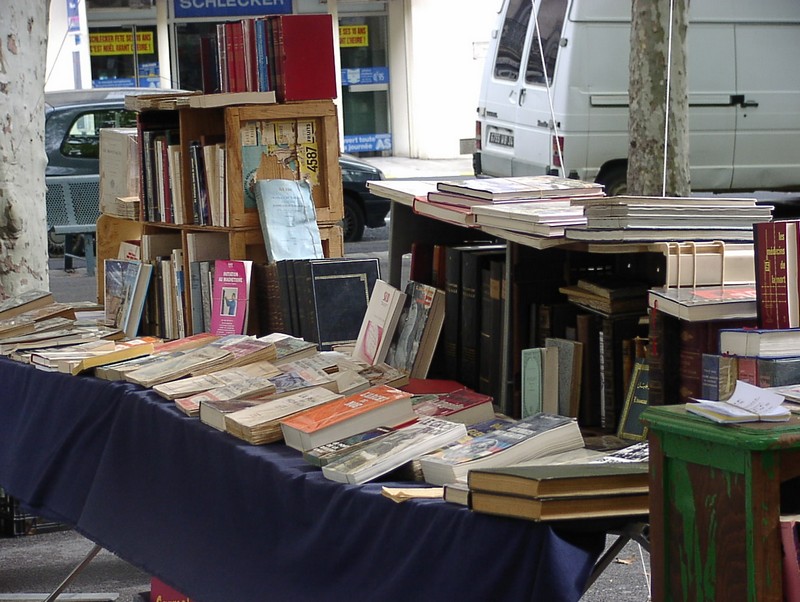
[321,416,468,484]
[352,279,407,366]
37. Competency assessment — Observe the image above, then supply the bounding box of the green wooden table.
[643,405,800,601]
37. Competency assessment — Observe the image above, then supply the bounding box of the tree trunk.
[0,1,50,300]
[628,0,690,197]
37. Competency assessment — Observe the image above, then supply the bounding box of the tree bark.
[628,0,690,197]
[0,1,50,299]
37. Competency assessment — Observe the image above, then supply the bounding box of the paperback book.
[210,259,252,336]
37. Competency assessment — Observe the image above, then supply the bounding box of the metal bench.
[46,175,101,276]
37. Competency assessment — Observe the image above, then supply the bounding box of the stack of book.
[559,276,650,318]
[565,195,772,242]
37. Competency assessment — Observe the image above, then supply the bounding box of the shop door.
[89,26,160,88]
[339,15,391,155]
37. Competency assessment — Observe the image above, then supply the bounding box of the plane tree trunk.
[628,0,691,197]
[0,1,50,299]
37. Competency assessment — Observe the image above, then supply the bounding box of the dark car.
[44,87,389,250]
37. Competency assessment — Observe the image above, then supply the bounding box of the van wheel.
[598,167,628,196]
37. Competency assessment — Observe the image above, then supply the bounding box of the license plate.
[488,132,514,147]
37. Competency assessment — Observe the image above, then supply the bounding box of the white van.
[474,0,800,194]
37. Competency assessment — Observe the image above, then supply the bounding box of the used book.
[321,416,468,484]
[352,279,407,365]
[410,387,496,425]
[210,259,252,336]
[104,259,153,339]
[225,387,344,445]
[469,488,649,521]
[435,175,603,201]
[647,284,757,322]
[174,376,277,417]
[718,327,800,359]
[418,413,584,486]
[0,290,56,321]
[467,462,649,499]
[302,425,398,467]
[153,359,281,400]
[385,280,446,379]
[255,179,324,262]
[687,379,790,423]
[279,384,415,452]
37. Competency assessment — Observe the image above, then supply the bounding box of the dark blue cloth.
[0,359,604,601]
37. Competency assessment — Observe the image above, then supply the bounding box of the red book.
[279,385,415,452]
[411,387,496,425]
[271,14,336,102]
[754,220,800,329]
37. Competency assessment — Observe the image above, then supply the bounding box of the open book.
[687,380,790,423]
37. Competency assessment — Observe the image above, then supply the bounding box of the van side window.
[494,0,532,81]
[524,0,567,85]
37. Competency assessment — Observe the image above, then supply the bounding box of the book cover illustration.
[210,260,252,336]
[353,280,406,365]
[385,281,445,378]
[255,178,323,262]
[104,259,153,339]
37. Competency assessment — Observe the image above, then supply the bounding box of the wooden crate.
[320,224,344,258]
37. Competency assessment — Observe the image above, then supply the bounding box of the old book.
[736,356,759,385]
[559,285,647,317]
[352,280,407,366]
[210,259,252,336]
[479,259,505,401]
[255,179,323,262]
[260,332,318,365]
[647,284,757,322]
[410,387,496,425]
[279,384,415,452]
[545,337,583,418]
[718,327,800,359]
[321,416,468,485]
[574,276,651,301]
[185,231,230,333]
[520,347,558,417]
[460,247,506,390]
[59,337,158,376]
[576,312,602,427]
[468,461,649,499]
[436,175,602,201]
[757,356,800,388]
[688,379,790,423]
[199,398,265,431]
[174,376,277,417]
[104,259,153,339]
[443,481,471,506]
[294,257,381,351]
[153,358,281,400]
[418,413,584,486]
[701,353,739,401]
[616,358,650,441]
[599,314,646,427]
[754,220,800,329]
[225,387,344,445]
[412,196,478,227]
[124,340,235,387]
[469,489,649,522]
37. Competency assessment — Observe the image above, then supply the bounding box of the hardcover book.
[719,327,800,359]
[700,353,739,401]
[418,413,584,486]
[467,461,649,499]
[385,281,446,379]
[279,384,415,452]
[647,284,758,322]
[436,175,602,201]
[103,259,153,340]
[754,220,800,329]
[352,279,407,365]
[544,337,584,418]
[321,416,468,485]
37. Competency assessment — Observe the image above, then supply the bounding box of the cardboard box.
[99,128,139,216]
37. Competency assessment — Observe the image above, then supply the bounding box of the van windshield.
[493,0,567,85]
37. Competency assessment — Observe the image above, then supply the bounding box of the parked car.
[44,87,389,252]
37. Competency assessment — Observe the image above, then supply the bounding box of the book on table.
[718,327,800,359]
[104,259,153,339]
[647,284,757,322]
[58,337,159,376]
[199,398,265,431]
[152,358,281,400]
[352,279,407,366]
[687,379,790,423]
[0,290,56,321]
[225,387,344,444]
[174,376,277,417]
[410,387,496,425]
[384,280,446,379]
[302,425,399,467]
[435,175,603,201]
[279,384,415,452]
[467,461,649,499]
[469,488,649,522]
[321,416,468,485]
[418,413,585,486]
[210,259,252,336]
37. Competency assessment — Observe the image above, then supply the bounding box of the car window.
[60,108,137,159]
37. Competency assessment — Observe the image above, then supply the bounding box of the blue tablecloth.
[0,358,604,602]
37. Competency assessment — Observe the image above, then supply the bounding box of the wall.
[389,0,496,159]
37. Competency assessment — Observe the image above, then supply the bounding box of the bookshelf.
[97,94,345,335]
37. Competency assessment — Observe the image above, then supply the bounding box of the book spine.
[189,261,205,335]
[443,246,462,381]
[459,251,483,390]
[199,260,213,335]
[758,357,800,388]
[754,221,794,329]
[478,266,493,396]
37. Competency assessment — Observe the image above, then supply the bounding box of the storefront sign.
[342,67,389,86]
[67,0,80,33]
[89,31,154,56]
[344,133,392,154]
[339,25,368,47]
[173,0,292,19]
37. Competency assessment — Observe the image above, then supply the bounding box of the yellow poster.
[339,25,369,48]
[89,31,154,56]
